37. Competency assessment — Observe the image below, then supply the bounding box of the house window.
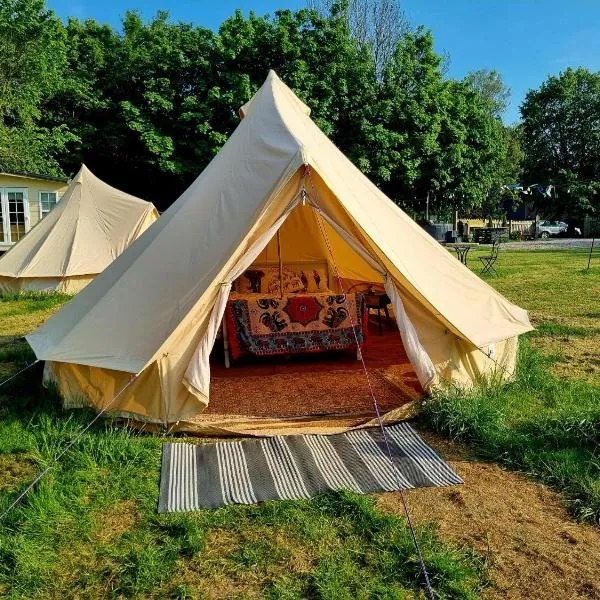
[8,191,27,241]
[0,188,29,243]
[40,191,58,218]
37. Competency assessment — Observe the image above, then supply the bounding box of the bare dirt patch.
[532,333,600,383]
[378,434,600,600]
[0,454,36,492]
[92,499,138,544]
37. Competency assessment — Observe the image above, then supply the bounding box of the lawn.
[423,247,600,521]
[0,296,485,599]
[0,247,599,598]
[465,246,600,383]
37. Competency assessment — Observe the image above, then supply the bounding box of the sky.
[46,0,600,123]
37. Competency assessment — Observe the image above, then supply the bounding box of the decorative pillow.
[264,266,304,295]
[305,264,329,293]
[236,262,330,295]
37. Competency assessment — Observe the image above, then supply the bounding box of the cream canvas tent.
[0,165,159,294]
[26,71,532,434]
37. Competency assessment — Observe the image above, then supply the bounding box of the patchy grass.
[428,248,600,525]
[0,291,71,333]
[0,248,598,597]
[0,337,485,597]
[466,247,600,383]
[419,340,600,523]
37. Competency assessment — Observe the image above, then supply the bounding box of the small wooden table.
[442,242,479,265]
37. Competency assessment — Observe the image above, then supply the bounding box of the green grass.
[0,369,486,599]
[0,291,71,315]
[1,248,599,596]
[429,247,600,524]
[419,339,600,523]
[528,322,600,337]
[464,247,600,383]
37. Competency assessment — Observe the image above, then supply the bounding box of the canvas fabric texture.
[0,164,158,293]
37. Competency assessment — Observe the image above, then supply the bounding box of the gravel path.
[501,238,596,250]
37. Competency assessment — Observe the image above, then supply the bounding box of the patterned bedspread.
[225,292,367,360]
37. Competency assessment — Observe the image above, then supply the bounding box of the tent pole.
[277,229,284,298]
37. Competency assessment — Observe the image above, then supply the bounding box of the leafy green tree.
[48,7,378,205]
[37,2,510,216]
[368,28,444,205]
[215,7,378,166]
[433,79,505,215]
[44,11,221,199]
[0,0,70,174]
[521,67,600,217]
[368,30,507,216]
[464,69,510,119]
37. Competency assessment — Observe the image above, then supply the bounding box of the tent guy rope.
[0,371,140,523]
[304,165,436,600]
[0,359,39,388]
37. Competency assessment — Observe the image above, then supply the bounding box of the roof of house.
[0,170,70,183]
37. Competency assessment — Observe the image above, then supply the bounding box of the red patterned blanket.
[225,293,368,360]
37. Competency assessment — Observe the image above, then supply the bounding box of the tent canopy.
[26,71,532,426]
[0,164,158,293]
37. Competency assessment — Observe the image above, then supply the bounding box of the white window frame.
[38,190,58,219]
[0,187,30,244]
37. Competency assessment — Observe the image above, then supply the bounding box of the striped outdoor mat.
[158,423,462,512]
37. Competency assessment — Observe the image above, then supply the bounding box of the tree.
[521,67,600,217]
[37,2,508,216]
[0,0,70,174]
[431,79,505,215]
[366,28,445,205]
[307,0,409,76]
[46,7,378,206]
[44,11,221,200]
[464,69,510,118]
[364,29,507,216]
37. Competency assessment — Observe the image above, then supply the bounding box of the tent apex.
[239,70,312,119]
[72,163,88,183]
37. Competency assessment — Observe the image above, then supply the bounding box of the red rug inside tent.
[206,319,424,418]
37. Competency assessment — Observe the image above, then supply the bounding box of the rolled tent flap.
[182,198,301,401]
[383,277,437,390]
[310,205,437,391]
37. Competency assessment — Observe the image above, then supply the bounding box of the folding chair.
[479,240,500,276]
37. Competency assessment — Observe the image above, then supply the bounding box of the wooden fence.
[463,219,534,234]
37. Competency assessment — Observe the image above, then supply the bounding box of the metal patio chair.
[479,240,501,276]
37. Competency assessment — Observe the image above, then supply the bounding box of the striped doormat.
[158,423,462,512]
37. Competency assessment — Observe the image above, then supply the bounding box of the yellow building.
[0,170,70,253]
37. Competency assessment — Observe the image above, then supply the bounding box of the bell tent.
[0,164,159,294]
[26,71,532,434]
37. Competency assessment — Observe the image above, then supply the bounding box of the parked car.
[533,220,568,238]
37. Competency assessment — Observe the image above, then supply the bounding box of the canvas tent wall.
[0,165,159,294]
[26,71,533,435]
